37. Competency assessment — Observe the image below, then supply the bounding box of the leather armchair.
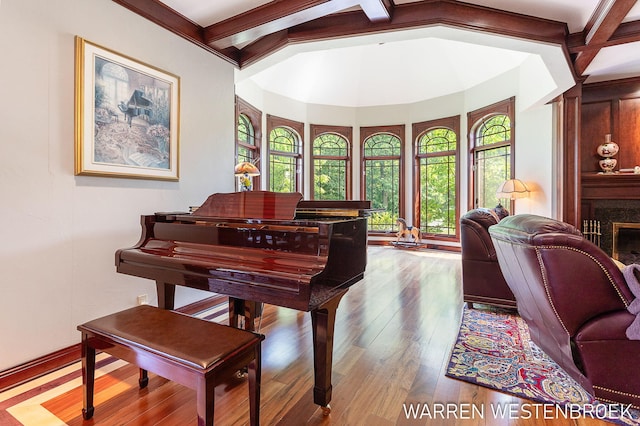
[460,208,516,309]
[489,214,640,408]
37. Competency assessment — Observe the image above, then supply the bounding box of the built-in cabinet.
[581,77,640,203]
[582,77,640,176]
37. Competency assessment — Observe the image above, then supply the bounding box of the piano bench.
[77,305,264,426]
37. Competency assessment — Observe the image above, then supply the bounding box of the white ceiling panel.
[453,0,600,33]
[160,0,272,27]
[585,41,640,83]
[247,37,530,107]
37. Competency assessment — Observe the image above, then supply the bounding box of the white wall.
[0,0,235,370]
[465,66,556,217]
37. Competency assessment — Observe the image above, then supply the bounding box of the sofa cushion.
[575,310,634,342]
[460,207,516,308]
[488,214,581,246]
[461,208,499,230]
[493,203,509,220]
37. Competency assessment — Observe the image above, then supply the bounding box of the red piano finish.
[115,191,370,412]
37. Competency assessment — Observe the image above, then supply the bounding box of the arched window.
[235,97,262,190]
[414,117,459,238]
[99,61,129,110]
[237,114,255,159]
[361,126,404,232]
[468,97,515,210]
[311,125,351,200]
[267,115,303,193]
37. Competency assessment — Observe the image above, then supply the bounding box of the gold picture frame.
[74,36,180,180]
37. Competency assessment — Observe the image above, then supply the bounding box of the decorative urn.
[599,158,617,174]
[597,134,619,174]
[596,134,619,158]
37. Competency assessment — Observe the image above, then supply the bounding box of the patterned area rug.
[446,307,640,425]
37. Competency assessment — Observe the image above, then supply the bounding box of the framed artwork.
[74,36,180,180]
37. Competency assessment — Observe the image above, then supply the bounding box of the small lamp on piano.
[496,178,530,200]
[234,161,260,191]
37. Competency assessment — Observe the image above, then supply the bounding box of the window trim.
[467,97,516,212]
[266,114,304,194]
[360,124,405,234]
[310,124,352,200]
[412,115,461,242]
[235,96,262,190]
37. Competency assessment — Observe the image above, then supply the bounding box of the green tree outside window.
[417,127,457,236]
[363,133,402,232]
[473,114,511,208]
[269,127,301,193]
[313,133,348,200]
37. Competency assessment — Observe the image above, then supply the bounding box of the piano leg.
[228,298,261,331]
[311,289,347,414]
[228,298,262,379]
[156,281,176,310]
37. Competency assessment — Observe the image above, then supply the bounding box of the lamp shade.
[496,179,529,200]
[234,161,260,176]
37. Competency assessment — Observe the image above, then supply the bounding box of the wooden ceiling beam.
[112,0,200,40]
[238,31,291,68]
[610,19,640,44]
[203,0,363,50]
[285,1,567,46]
[573,0,638,76]
[111,0,238,65]
[238,1,568,68]
[569,19,640,53]
[359,0,393,22]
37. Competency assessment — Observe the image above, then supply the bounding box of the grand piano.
[115,191,370,412]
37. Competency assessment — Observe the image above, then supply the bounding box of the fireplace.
[612,222,640,264]
[586,199,640,259]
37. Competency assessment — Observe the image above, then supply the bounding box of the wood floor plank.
[2,247,616,425]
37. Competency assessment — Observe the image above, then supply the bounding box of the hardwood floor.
[0,247,612,425]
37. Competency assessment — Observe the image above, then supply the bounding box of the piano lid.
[191,191,303,220]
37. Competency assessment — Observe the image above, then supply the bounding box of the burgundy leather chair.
[460,208,516,309]
[489,214,640,408]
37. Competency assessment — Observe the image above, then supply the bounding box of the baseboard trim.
[0,344,81,393]
[177,295,228,315]
[369,239,462,252]
[0,295,228,393]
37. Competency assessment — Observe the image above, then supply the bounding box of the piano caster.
[82,407,94,420]
[139,368,149,389]
[321,404,331,416]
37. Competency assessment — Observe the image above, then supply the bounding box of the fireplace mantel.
[582,173,640,200]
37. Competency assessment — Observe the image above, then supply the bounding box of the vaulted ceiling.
[112,0,640,107]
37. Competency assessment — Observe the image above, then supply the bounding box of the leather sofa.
[460,208,516,309]
[489,214,640,408]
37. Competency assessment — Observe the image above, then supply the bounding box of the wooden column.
[557,83,582,227]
